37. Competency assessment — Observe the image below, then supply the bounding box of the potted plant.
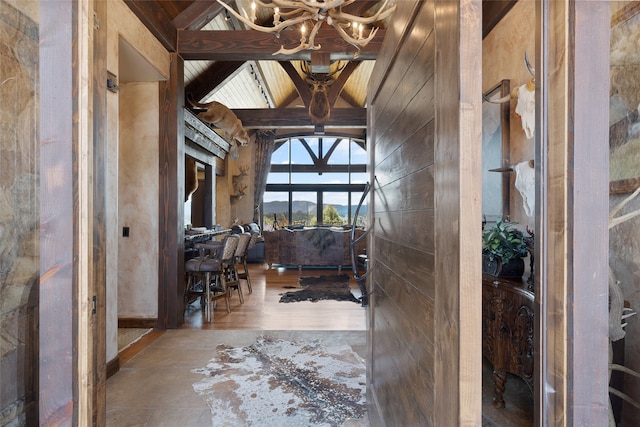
[482,220,528,278]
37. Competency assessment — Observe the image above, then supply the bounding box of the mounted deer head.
[301,61,345,126]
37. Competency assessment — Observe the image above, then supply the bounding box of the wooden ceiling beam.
[279,61,311,107]
[232,108,366,129]
[185,61,245,102]
[482,0,518,39]
[178,29,385,61]
[327,61,360,106]
[342,0,381,15]
[172,0,230,30]
[124,0,177,52]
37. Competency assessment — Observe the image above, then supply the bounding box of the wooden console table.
[482,273,535,408]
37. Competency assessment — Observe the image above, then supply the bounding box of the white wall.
[117,82,160,318]
[105,0,169,362]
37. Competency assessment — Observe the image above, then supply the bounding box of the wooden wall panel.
[39,1,77,424]
[536,1,610,424]
[433,0,482,424]
[92,0,108,423]
[158,53,185,329]
[367,0,482,425]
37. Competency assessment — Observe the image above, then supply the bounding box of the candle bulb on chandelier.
[359,23,363,39]
[351,21,358,38]
[300,23,307,43]
[273,7,280,25]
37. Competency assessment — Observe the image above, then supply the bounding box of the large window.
[262,136,367,230]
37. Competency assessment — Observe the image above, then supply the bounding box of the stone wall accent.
[0,1,39,425]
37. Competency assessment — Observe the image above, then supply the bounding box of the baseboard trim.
[118,318,158,328]
[106,356,119,379]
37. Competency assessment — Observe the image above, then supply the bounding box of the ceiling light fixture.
[216,0,396,55]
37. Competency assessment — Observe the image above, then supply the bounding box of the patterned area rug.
[192,336,367,426]
[279,274,360,304]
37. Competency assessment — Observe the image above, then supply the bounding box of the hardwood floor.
[115,262,532,426]
[181,263,367,330]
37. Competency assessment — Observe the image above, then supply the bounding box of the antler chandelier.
[217,0,396,55]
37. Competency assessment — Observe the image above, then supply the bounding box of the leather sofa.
[263,227,365,269]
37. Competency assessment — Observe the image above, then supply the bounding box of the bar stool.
[237,231,259,294]
[227,232,251,304]
[184,234,239,322]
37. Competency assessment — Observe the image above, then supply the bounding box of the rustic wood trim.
[367,1,421,104]
[233,107,366,129]
[124,0,177,52]
[434,0,482,424]
[118,318,159,329]
[158,53,185,329]
[499,80,511,220]
[482,0,517,39]
[177,29,384,61]
[172,0,229,30]
[204,163,214,228]
[611,1,640,27]
[275,130,365,141]
[118,329,165,366]
[92,0,108,424]
[537,1,610,424]
[184,108,231,157]
[185,60,245,103]
[458,0,483,423]
[185,141,216,167]
[279,61,312,106]
[610,177,640,195]
[107,329,165,379]
[569,1,610,422]
[327,61,359,106]
[39,0,78,424]
[106,357,119,380]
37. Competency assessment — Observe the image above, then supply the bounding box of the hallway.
[107,264,368,426]
[107,263,532,426]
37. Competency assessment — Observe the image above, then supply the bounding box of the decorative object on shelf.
[482,220,528,278]
[216,0,396,55]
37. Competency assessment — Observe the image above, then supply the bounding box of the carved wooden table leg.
[492,369,507,408]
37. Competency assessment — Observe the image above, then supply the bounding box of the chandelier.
[217,0,396,55]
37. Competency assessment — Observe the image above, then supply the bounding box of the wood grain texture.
[92,0,108,424]
[158,53,186,329]
[177,29,384,61]
[537,1,610,424]
[38,0,77,424]
[570,2,610,423]
[367,0,482,424]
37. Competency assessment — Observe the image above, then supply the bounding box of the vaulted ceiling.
[124,0,516,137]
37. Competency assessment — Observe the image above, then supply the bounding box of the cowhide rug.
[279,274,360,304]
[192,336,367,426]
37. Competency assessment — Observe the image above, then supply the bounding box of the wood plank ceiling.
[124,0,516,136]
